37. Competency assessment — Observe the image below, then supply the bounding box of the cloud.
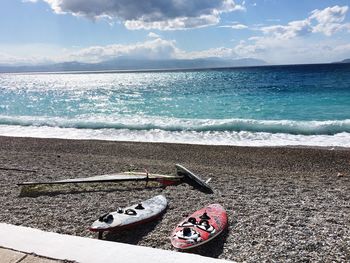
[4,5,350,65]
[0,52,54,66]
[1,34,350,66]
[260,5,349,39]
[220,23,248,29]
[148,32,161,38]
[0,39,178,64]
[310,5,349,36]
[68,38,180,62]
[69,39,239,62]
[261,19,312,39]
[0,36,241,65]
[177,47,237,59]
[310,5,348,24]
[234,32,350,64]
[36,0,245,30]
[0,52,32,65]
[0,44,68,65]
[233,5,350,64]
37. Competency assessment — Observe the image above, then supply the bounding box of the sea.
[0,63,350,147]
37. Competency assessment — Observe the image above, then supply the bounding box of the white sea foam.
[0,115,350,135]
[0,124,349,147]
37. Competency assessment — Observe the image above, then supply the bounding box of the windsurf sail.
[17,171,183,186]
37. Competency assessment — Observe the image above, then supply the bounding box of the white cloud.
[0,52,33,65]
[234,33,350,64]
[148,32,161,38]
[0,44,68,65]
[261,19,312,39]
[1,34,350,66]
[124,14,221,30]
[310,5,349,36]
[310,5,348,24]
[0,53,54,66]
[260,5,350,39]
[0,37,240,65]
[177,47,237,59]
[234,39,265,58]
[4,5,350,65]
[220,23,248,29]
[233,5,350,63]
[68,38,180,62]
[69,39,240,62]
[34,0,245,30]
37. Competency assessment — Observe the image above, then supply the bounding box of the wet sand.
[0,136,349,262]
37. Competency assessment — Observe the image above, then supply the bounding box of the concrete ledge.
[0,223,231,263]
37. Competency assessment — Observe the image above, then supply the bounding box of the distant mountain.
[0,58,267,73]
[333,58,350,63]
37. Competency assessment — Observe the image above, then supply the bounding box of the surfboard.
[17,172,182,186]
[175,164,213,193]
[170,204,228,250]
[89,195,167,235]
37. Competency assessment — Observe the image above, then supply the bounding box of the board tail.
[175,164,213,194]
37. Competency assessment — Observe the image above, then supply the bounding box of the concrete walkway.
[0,247,64,263]
[0,223,232,263]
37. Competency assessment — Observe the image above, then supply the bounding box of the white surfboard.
[89,195,167,234]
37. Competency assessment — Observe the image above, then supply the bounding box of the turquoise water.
[0,64,350,146]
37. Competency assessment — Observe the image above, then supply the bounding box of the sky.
[0,0,350,65]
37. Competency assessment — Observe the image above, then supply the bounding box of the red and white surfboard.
[170,204,228,249]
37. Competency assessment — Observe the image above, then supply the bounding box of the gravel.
[0,136,349,262]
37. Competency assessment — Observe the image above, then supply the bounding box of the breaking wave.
[0,115,350,135]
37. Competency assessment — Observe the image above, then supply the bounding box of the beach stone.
[1,137,350,262]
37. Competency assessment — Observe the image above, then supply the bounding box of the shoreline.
[1,128,350,149]
[1,134,350,154]
[0,136,349,262]
[1,134,349,148]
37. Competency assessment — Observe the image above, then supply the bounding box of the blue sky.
[1,0,350,65]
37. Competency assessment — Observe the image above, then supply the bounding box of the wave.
[0,115,350,135]
[0,125,349,147]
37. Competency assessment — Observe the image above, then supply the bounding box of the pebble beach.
[0,135,350,262]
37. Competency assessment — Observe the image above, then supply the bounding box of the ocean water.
[0,63,350,147]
